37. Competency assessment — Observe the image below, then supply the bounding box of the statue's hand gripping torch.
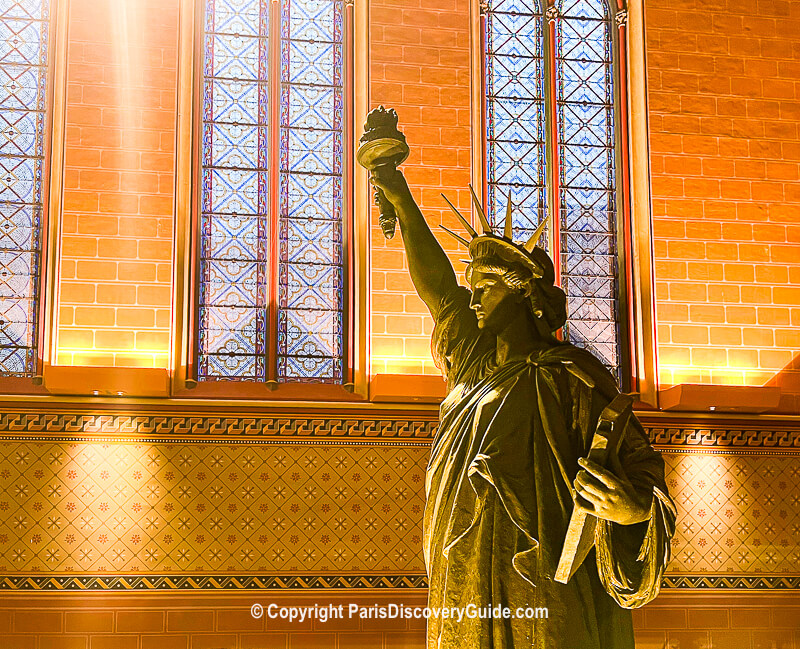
[356,107,409,240]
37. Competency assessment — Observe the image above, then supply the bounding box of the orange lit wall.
[369,0,471,376]
[368,0,800,411]
[55,0,177,368]
[4,592,799,648]
[648,0,800,404]
[46,0,800,409]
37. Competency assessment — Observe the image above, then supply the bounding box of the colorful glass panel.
[198,0,345,383]
[198,0,270,380]
[555,0,620,376]
[484,0,546,241]
[0,0,50,377]
[277,0,344,381]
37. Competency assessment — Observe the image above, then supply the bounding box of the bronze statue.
[361,108,676,649]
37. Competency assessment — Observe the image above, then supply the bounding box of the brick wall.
[647,0,800,406]
[3,592,799,648]
[369,0,472,377]
[56,0,177,368]
[633,593,800,649]
[0,593,427,649]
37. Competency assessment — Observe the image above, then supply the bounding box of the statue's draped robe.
[425,287,676,649]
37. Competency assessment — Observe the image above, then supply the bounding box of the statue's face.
[468,270,526,333]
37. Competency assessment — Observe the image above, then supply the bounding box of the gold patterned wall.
[0,410,799,589]
[665,451,800,573]
[0,440,428,574]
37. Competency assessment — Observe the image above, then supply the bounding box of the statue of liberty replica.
[360,108,676,649]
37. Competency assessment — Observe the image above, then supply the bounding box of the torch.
[356,106,410,239]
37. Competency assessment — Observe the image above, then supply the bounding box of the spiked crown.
[439,185,549,280]
[439,185,567,333]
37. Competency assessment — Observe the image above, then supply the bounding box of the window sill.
[0,376,50,396]
[172,380,366,402]
[43,366,170,398]
[370,374,447,403]
[659,384,782,414]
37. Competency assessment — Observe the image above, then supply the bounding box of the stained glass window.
[0,0,51,377]
[198,0,346,383]
[485,0,546,241]
[483,0,623,379]
[556,0,619,374]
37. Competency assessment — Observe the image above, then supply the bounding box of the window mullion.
[267,0,281,386]
[544,2,561,287]
[614,8,635,392]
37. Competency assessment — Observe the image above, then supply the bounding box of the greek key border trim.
[0,413,438,440]
[661,575,800,590]
[649,427,800,449]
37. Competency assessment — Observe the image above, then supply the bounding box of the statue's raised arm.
[369,166,458,319]
[357,107,457,319]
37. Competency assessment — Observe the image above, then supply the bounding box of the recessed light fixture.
[92,390,100,396]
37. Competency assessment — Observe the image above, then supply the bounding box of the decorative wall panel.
[0,439,428,574]
[663,450,800,575]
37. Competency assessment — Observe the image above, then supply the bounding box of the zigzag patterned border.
[0,411,799,448]
[662,575,800,589]
[2,574,799,591]
[0,574,429,590]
